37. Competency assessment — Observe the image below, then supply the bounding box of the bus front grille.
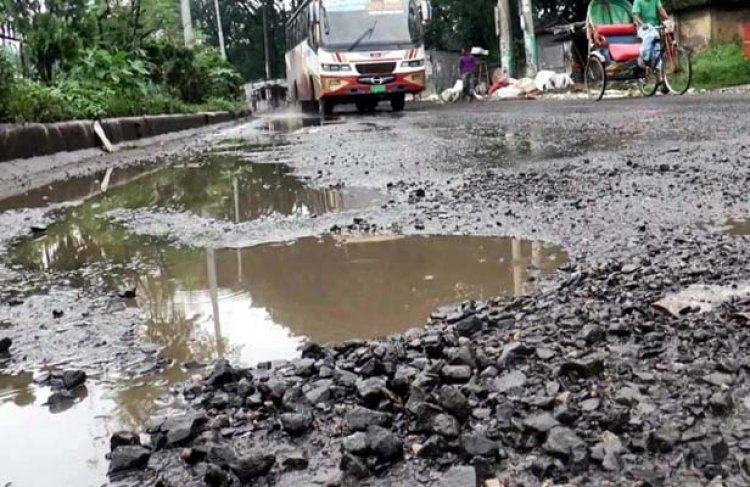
[356,62,397,75]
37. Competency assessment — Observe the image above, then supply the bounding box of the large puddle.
[0,122,567,486]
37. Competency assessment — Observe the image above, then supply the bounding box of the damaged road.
[1,94,750,486]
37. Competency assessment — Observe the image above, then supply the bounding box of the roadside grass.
[691,42,750,90]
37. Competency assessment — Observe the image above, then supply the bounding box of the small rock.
[535,347,555,360]
[436,385,471,418]
[0,337,11,354]
[649,425,680,453]
[231,453,276,481]
[62,370,87,389]
[340,452,369,478]
[455,315,483,337]
[522,413,559,433]
[108,446,151,474]
[493,370,527,393]
[416,435,446,458]
[558,356,605,378]
[544,427,586,462]
[439,466,477,487]
[346,406,391,431]
[207,359,239,387]
[442,365,473,382]
[280,450,309,470]
[366,425,402,461]
[460,432,498,457]
[280,412,313,435]
[342,432,369,455]
[431,413,461,438]
[163,412,207,446]
[702,372,733,387]
[709,391,733,416]
[356,377,387,404]
[204,464,231,487]
[110,431,140,451]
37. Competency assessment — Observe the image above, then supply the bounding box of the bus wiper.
[347,20,377,51]
[322,6,331,35]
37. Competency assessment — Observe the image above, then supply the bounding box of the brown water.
[725,218,750,236]
[0,124,566,486]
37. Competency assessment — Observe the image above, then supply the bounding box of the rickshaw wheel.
[638,67,660,97]
[663,46,692,95]
[585,56,607,101]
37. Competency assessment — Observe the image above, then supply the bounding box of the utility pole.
[495,0,515,77]
[214,0,227,59]
[180,0,194,48]
[519,0,537,76]
[263,0,272,80]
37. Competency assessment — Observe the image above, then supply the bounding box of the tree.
[191,0,286,80]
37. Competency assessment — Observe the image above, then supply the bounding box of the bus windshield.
[321,0,420,51]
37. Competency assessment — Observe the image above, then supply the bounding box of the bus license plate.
[370,85,387,94]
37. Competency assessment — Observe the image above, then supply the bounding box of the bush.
[7,79,73,123]
[692,43,750,90]
[0,52,15,120]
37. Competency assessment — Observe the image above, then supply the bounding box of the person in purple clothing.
[459,48,477,100]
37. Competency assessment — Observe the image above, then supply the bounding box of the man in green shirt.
[632,0,668,28]
[633,0,670,68]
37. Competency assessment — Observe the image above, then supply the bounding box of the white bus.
[285,0,431,115]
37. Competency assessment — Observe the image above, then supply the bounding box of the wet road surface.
[1,94,750,486]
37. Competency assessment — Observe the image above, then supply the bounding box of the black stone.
[342,432,369,455]
[110,431,140,451]
[231,453,276,481]
[62,370,87,389]
[356,377,387,404]
[454,315,483,337]
[207,359,239,387]
[417,435,446,458]
[108,446,151,474]
[460,432,498,458]
[162,412,207,446]
[340,453,370,479]
[346,406,392,431]
[544,427,587,462]
[431,413,460,438]
[280,412,313,435]
[280,450,309,470]
[366,425,402,461]
[0,337,11,354]
[442,365,473,382]
[522,413,559,433]
[436,385,471,418]
[204,464,231,487]
[649,425,680,453]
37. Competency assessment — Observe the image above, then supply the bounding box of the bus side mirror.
[420,0,431,24]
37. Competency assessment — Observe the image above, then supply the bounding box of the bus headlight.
[401,60,424,68]
[321,63,352,72]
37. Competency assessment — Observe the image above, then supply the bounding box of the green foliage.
[66,48,151,95]
[6,78,73,123]
[23,11,82,81]
[692,42,750,90]
[0,52,15,119]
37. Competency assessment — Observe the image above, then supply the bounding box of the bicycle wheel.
[663,46,692,95]
[638,67,659,97]
[585,56,607,101]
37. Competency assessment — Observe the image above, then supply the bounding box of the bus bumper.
[319,71,425,99]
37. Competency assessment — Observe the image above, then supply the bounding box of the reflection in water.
[0,374,113,486]
[14,229,565,368]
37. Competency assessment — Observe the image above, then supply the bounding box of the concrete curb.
[0,111,247,163]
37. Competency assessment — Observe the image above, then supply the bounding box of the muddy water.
[0,120,567,486]
[725,218,750,236]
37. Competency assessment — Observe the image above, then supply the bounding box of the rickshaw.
[585,0,692,100]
